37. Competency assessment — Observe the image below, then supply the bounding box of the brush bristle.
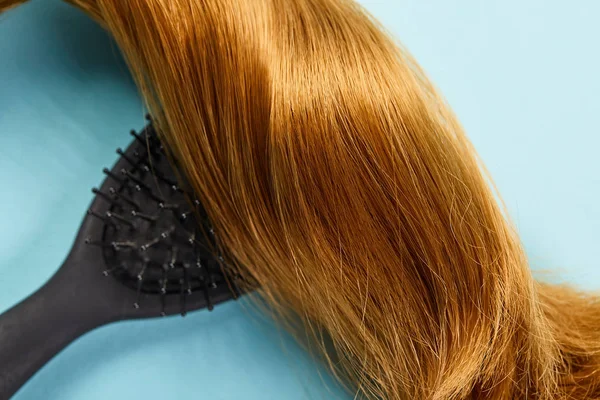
[85,121,239,315]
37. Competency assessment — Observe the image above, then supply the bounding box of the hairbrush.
[0,118,241,399]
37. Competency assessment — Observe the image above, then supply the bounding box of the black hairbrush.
[0,119,240,399]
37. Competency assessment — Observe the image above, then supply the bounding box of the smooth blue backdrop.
[0,0,598,399]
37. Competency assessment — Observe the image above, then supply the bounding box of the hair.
[3,0,600,398]
[0,0,24,13]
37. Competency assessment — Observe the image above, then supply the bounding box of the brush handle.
[0,261,110,399]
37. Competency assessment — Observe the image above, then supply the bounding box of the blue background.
[0,0,598,399]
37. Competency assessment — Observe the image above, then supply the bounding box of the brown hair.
[0,0,25,13]
[4,0,600,398]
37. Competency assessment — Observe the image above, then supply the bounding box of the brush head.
[83,117,240,317]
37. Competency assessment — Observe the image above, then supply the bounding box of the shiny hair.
[4,0,600,398]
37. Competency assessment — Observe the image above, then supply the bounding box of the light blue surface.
[0,0,598,399]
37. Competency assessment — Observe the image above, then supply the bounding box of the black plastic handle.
[0,261,111,399]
